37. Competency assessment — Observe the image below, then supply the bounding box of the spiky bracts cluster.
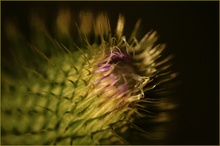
[1,10,177,144]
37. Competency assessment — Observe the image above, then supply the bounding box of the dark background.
[2,1,219,145]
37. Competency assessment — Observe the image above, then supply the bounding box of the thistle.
[1,9,177,144]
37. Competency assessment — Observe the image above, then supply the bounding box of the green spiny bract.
[1,9,177,145]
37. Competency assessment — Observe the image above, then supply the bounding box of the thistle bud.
[2,9,177,145]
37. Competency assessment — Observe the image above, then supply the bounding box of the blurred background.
[1,1,219,145]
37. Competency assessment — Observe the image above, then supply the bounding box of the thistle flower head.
[2,9,177,145]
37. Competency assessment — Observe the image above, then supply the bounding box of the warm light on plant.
[1,9,177,144]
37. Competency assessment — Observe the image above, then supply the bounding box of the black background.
[2,1,219,145]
